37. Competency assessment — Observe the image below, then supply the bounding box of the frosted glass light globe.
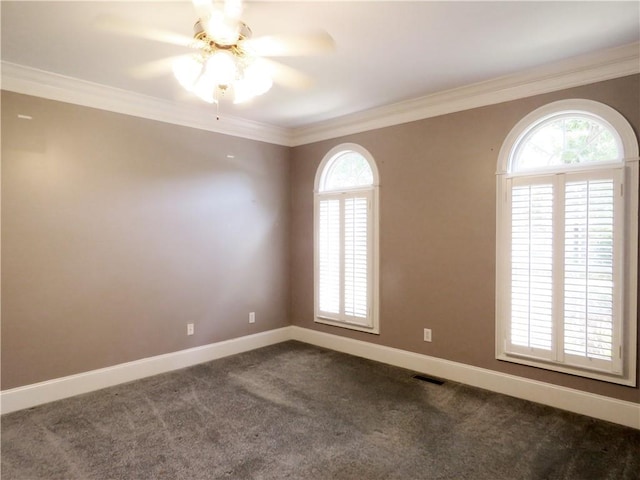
[192,71,216,103]
[206,50,238,86]
[173,56,203,90]
[233,61,273,104]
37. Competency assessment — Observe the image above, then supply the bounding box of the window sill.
[315,316,379,335]
[496,352,636,387]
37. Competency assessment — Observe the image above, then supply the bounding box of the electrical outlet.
[423,328,432,342]
[187,323,194,336]
[249,312,255,324]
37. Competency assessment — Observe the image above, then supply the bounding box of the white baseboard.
[3,325,638,429]
[290,326,640,430]
[0,327,291,415]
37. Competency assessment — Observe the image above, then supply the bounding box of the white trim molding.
[290,327,640,429]
[0,327,291,415]
[0,62,293,147]
[2,326,639,429]
[291,42,640,146]
[2,43,638,147]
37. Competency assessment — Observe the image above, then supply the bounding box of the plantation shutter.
[506,169,623,372]
[318,197,340,315]
[344,195,369,320]
[563,171,622,372]
[509,181,554,357]
[317,191,372,326]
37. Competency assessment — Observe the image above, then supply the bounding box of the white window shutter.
[504,170,623,375]
[344,196,369,320]
[318,198,340,315]
[316,191,374,328]
[563,173,621,370]
[510,183,554,353]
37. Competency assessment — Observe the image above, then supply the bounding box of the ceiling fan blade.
[191,0,214,19]
[192,0,243,46]
[192,0,243,21]
[243,31,335,57]
[259,58,314,90]
[94,14,205,49]
[223,0,243,20]
[129,55,193,79]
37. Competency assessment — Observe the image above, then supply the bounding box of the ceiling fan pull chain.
[215,85,229,119]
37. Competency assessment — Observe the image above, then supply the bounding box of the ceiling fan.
[98,0,334,109]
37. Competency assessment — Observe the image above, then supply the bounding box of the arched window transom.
[319,151,374,192]
[511,113,622,173]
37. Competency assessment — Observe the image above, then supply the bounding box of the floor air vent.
[413,374,445,385]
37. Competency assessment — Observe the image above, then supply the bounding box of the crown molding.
[290,42,640,146]
[2,42,638,148]
[0,62,293,146]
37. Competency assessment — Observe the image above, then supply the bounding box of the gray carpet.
[1,341,639,480]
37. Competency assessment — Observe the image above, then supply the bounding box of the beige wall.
[1,92,290,389]
[2,75,639,403]
[290,74,640,403]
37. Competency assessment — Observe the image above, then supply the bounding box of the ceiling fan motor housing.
[193,18,252,49]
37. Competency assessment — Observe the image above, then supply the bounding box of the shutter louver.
[318,198,340,315]
[564,179,615,362]
[344,197,368,319]
[511,184,554,350]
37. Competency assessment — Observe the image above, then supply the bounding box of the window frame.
[496,99,639,386]
[314,143,380,334]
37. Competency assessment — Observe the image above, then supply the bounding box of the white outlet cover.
[423,328,432,342]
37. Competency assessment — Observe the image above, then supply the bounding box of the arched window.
[496,99,638,385]
[314,144,379,333]
[511,114,622,171]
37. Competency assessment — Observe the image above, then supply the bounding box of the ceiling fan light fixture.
[223,0,243,19]
[206,12,240,46]
[172,55,204,90]
[233,76,272,104]
[173,51,272,105]
[233,60,272,103]
[169,0,329,110]
[206,49,237,85]
[173,17,274,106]
[191,72,217,103]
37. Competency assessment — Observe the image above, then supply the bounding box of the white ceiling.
[2,1,639,129]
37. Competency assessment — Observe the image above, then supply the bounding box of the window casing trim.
[503,159,623,179]
[495,99,638,386]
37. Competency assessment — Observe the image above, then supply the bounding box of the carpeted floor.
[1,341,639,479]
